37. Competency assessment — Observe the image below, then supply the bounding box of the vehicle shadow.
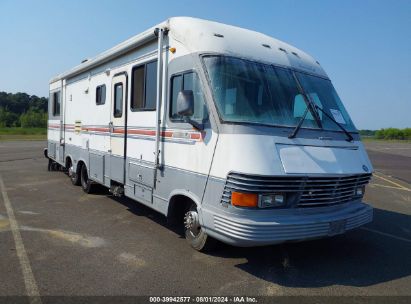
[208,207,411,288]
[109,194,411,288]
[110,194,185,237]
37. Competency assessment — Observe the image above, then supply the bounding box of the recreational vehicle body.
[46,17,373,251]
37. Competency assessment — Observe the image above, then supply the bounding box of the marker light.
[231,192,258,207]
[259,194,285,208]
[169,47,176,53]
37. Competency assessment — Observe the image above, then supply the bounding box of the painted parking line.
[372,173,411,192]
[361,227,411,244]
[371,183,411,191]
[0,175,42,304]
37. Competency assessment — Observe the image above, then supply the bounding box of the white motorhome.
[47,17,373,251]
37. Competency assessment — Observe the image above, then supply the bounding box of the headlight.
[258,193,286,208]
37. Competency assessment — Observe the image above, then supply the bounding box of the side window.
[131,60,158,111]
[170,75,182,120]
[96,84,106,105]
[52,91,61,116]
[114,83,123,118]
[170,71,208,122]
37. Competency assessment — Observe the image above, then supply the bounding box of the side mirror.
[177,90,194,117]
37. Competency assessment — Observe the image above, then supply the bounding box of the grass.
[361,137,411,144]
[0,127,46,141]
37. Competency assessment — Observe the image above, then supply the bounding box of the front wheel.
[184,203,216,252]
[80,164,95,194]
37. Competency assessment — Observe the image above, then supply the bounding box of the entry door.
[110,73,127,183]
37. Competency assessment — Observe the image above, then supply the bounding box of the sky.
[0,0,410,130]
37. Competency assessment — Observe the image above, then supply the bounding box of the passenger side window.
[96,84,106,105]
[131,60,157,111]
[114,83,123,117]
[52,91,61,116]
[170,72,208,122]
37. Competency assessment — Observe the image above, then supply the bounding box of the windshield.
[203,56,357,132]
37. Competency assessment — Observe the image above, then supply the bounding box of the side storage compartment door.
[89,152,105,183]
[128,161,155,205]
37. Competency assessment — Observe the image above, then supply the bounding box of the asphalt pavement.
[0,140,410,300]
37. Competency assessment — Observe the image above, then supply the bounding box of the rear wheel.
[80,164,95,193]
[47,159,52,171]
[184,203,216,252]
[68,161,80,186]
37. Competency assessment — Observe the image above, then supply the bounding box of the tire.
[80,163,95,194]
[184,203,216,252]
[69,161,80,186]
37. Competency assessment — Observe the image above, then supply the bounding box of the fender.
[167,189,205,225]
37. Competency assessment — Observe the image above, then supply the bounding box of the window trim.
[169,69,208,123]
[113,82,124,118]
[130,59,158,112]
[95,84,106,105]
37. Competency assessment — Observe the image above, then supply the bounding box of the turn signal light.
[231,192,258,207]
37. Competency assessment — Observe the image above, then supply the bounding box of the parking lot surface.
[0,140,410,298]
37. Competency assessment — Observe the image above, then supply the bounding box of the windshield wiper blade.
[288,105,310,139]
[314,105,354,142]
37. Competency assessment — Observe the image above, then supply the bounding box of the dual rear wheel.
[67,160,95,193]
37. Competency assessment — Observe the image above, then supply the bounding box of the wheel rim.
[68,163,74,177]
[184,210,201,237]
[81,166,88,187]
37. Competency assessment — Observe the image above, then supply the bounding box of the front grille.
[221,172,372,208]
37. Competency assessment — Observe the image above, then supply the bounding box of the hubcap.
[69,166,74,177]
[184,210,201,236]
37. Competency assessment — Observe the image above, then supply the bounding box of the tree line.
[359,128,411,140]
[0,91,47,128]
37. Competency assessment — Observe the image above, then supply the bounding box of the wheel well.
[65,156,72,168]
[167,195,196,224]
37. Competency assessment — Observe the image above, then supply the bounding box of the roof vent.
[214,33,224,38]
[291,51,300,58]
[81,59,88,63]
[262,44,271,49]
[279,47,287,53]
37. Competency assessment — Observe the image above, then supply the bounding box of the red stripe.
[127,129,155,136]
[51,125,204,141]
[86,127,109,132]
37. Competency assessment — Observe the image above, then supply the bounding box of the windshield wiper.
[289,73,323,139]
[314,105,353,142]
[288,105,311,139]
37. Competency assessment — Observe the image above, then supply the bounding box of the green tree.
[0,107,20,127]
[20,110,47,128]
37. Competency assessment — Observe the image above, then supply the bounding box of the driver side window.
[170,71,209,122]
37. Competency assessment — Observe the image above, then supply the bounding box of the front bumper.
[201,202,373,247]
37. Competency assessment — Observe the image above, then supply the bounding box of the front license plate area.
[328,219,347,236]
